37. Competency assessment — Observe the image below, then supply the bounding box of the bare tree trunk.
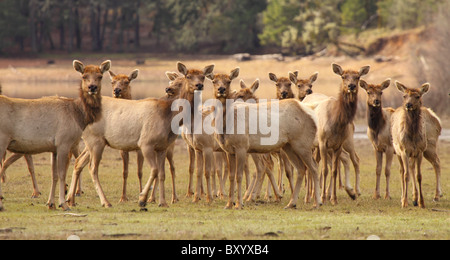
[29,0,38,53]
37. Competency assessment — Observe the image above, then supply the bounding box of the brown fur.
[392,81,430,208]
[269,73,295,100]
[67,62,214,208]
[303,63,370,205]
[0,60,109,211]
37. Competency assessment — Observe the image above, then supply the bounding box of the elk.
[66,62,214,208]
[0,60,110,211]
[215,79,321,209]
[71,69,149,203]
[303,63,370,205]
[360,79,395,200]
[182,67,240,203]
[392,81,440,208]
[295,72,319,101]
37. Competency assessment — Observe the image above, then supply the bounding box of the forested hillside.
[0,0,444,55]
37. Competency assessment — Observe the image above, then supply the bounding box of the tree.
[341,0,368,31]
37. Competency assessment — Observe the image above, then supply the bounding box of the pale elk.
[181,67,240,203]
[215,79,321,209]
[67,62,214,208]
[303,63,370,205]
[392,82,442,208]
[70,69,164,203]
[362,79,442,202]
[360,79,395,200]
[0,60,110,211]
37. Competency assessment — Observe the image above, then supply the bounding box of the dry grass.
[0,138,449,240]
[0,56,448,240]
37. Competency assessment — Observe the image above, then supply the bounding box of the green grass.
[0,138,449,240]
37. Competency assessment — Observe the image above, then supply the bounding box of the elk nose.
[89,85,98,93]
[349,84,357,91]
[406,103,413,110]
[306,89,313,95]
[196,84,204,90]
[281,92,288,99]
[374,100,381,106]
[114,89,121,96]
[165,88,171,93]
[218,87,226,94]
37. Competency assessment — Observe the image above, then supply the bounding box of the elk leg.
[186,146,195,198]
[0,153,23,184]
[24,155,41,198]
[47,153,58,210]
[120,150,130,203]
[416,154,425,208]
[385,148,394,200]
[67,148,90,206]
[166,147,178,204]
[225,153,236,210]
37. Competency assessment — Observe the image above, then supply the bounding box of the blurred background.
[0,0,448,119]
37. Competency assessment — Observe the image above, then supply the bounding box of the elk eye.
[213,80,218,84]
[82,75,88,80]
[186,75,192,79]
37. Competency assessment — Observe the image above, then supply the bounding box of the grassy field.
[0,137,449,240]
[0,56,449,240]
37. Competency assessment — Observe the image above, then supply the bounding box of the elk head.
[289,71,319,101]
[177,62,215,94]
[74,60,111,97]
[333,63,370,102]
[109,69,139,99]
[395,81,430,111]
[165,72,184,98]
[235,79,260,101]
[269,73,294,100]
[207,68,240,101]
[360,79,391,108]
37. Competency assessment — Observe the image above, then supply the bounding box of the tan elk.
[392,82,441,208]
[66,62,214,208]
[295,72,319,101]
[0,60,110,211]
[182,67,240,203]
[303,63,370,205]
[71,69,147,203]
[360,79,395,200]
[216,79,321,209]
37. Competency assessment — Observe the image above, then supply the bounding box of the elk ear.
[359,80,369,91]
[395,81,408,93]
[206,73,215,81]
[289,72,298,84]
[177,62,188,76]
[420,83,430,95]
[293,71,299,77]
[100,60,111,74]
[73,60,85,74]
[269,73,278,83]
[129,69,139,81]
[108,71,116,81]
[240,79,247,89]
[165,71,179,81]
[359,66,371,77]
[310,72,319,84]
[251,79,260,93]
[203,64,215,77]
[381,79,391,90]
[332,63,344,76]
[230,68,240,81]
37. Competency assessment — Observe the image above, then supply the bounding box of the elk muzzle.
[88,85,99,95]
[114,89,122,98]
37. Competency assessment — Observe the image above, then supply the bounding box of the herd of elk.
[0,60,443,212]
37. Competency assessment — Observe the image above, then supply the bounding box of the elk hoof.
[59,204,71,211]
[413,201,418,207]
[48,203,56,210]
[158,203,169,208]
[138,201,147,208]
